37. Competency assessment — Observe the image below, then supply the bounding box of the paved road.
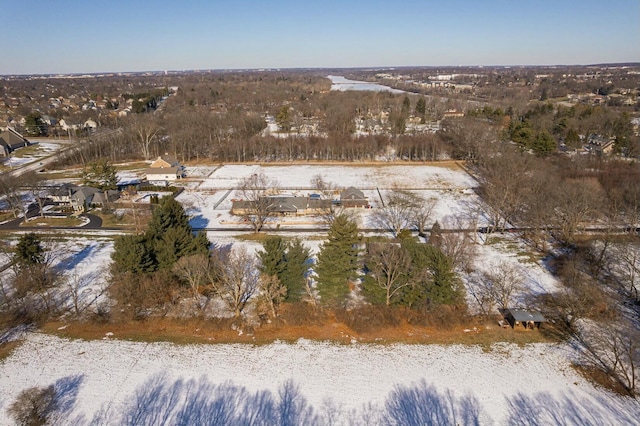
[0,210,103,231]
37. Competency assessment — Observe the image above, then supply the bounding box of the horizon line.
[2,62,640,78]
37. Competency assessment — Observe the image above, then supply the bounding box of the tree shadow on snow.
[53,374,85,417]
[383,379,488,426]
[189,214,210,229]
[97,373,318,426]
[55,245,97,273]
[506,391,640,426]
[92,374,497,426]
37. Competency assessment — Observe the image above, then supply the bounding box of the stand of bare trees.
[371,191,436,237]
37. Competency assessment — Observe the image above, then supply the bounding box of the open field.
[177,162,488,231]
[1,332,638,425]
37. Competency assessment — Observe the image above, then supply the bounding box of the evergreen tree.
[429,221,442,248]
[81,159,118,191]
[111,197,209,273]
[315,214,360,306]
[401,96,411,114]
[531,130,556,157]
[415,97,426,121]
[425,246,464,306]
[111,234,155,274]
[276,105,291,131]
[147,197,192,239]
[154,226,202,269]
[24,112,47,136]
[565,128,580,149]
[281,238,311,302]
[509,119,534,148]
[14,233,45,268]
[398,238,464,309]
[257,236,287,278]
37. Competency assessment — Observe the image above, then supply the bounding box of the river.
[327,75,406,94]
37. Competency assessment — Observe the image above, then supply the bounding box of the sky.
[2,0,639,75]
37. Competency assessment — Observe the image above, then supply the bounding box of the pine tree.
[531,130,556,157]
[111,197,209,273]
[397,238,464,309]
[147,197,191,239]
[257,236,287,278]
[281,238,311,302]
[415,97,426,120]
[81,159,118,191]
[315,215,360,306]
[111,234,155,274]
[14,233,45,268]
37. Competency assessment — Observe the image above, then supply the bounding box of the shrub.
[8,385,58,426]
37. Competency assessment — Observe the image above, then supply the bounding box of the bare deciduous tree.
[128,115,163,160]
[606,243,640,302]
[173,253,211,312]
[467,261,524,317]
[580,321,639,395]
[302,276,319,306]
[553,179,605,244]
[371,192,420,237]
[366,243,411,306]
[239,172,279,233]
[210,247,260,318]
[0,174,29,219]
[410,197,437,237]
[485,261,525,310]
[440,230,476,272]
[256,274,287,319]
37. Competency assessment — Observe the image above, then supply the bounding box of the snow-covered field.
[177,164,487,230]
[1,334,638,425]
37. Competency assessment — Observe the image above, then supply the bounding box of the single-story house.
[231,195,332,216]
[0,128,29,157]
[503,309,547,330]
[340,187,368,208]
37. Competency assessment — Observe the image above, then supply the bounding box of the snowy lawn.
[176,163,487,230]
[1,334,638,425]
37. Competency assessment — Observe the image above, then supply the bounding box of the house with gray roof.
[231,195,331,216]
[145,153,185,184]
[340,187,368,208]
[0,128,29,157]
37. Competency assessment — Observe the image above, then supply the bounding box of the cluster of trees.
[106,199,466,323]
[108,196,311,320]
[475,147,640,245]
[506,103,639,156]
[363,236,465,309]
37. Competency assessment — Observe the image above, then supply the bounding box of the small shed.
[503,309,547,330]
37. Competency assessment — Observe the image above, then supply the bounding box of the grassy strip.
[42,318,556,348]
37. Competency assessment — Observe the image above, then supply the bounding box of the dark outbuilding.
[503,309,547,330]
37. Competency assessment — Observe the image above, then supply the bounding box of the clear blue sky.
[3,0,639,74]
